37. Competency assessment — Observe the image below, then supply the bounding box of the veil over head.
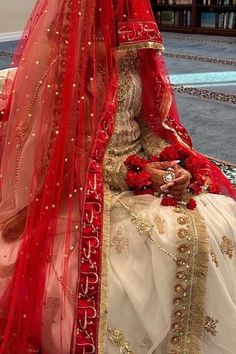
[0,0,235,353]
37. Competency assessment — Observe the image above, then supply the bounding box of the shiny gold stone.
[171,336,180,344]
[177,228,189,238]
[173,207,182,213]
[172,322,183,332]
[176,258,187,267]
[177,216,188,225]
[175,284,184,293]
[176,271,187,280]
[174,310,183,318]
[178,244,189,254]
[174,298,183,306]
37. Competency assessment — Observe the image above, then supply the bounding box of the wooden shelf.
[152,1,236,36]
[159,25,193,32]
[152,4,192,8]
[197,4,236,10]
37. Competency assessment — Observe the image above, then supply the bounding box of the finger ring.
[163,169,176,184]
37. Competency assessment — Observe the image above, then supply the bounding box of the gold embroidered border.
[98,184,113,354]
[117,41,164,53]
[168,206,210,354]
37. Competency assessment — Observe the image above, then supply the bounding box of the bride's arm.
[136,113,170,158]
[103,153,129,191]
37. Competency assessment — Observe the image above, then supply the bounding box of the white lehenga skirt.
[106,192,236,354]
[1,192,235,354]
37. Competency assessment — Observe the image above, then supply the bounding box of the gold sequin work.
[204,316,219,336]
[108,327,134,354]
[154,214,165,235]
[110,230,128,255]
[118,198,177,262]
[210,246,219,267]
[220,235,234,259]
[168,206,210,354]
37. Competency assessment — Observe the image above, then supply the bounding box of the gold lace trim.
[118,41,164,53]
[168,207,210,354]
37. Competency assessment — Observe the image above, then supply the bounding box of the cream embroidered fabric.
[106,56,236,354]
[103,55,169,191]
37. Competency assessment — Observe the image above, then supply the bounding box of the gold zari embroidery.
[111,230,128,255]
[154,214,165,235]
[210,246,219,267]
[118,198,177,262]
[220,235,234,259]
[168,207,210,354]
[108,327,134,354]
[204,316,219,336]
[118,41,164,53]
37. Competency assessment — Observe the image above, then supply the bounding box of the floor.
[0,33,236,170]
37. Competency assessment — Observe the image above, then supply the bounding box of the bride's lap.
[107,192,236,353]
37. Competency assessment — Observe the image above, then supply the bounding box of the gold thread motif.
[111,229,128,255]
[108,327,134,354]
[220,235,234,259]
[168,206,210,354]
[118,198,177,262]
[140,333,153,350]
[204,316,219,336]
[154,214,165,235]
[210,246,219,267]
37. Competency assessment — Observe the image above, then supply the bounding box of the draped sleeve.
[103,54,170,191]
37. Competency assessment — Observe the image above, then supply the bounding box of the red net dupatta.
[0,0,235,353]
[0,0,118,352]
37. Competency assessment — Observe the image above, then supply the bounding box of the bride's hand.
[145,160,179,193]
[167,166,191,198]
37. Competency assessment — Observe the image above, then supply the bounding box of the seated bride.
[0,0,235,353]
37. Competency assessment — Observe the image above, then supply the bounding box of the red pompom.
[159,145,179,161]
[134,188,154,196]
[125,154,148,171]
[125,170,152,190]
[187,198,197,210]
[149,156,159,162]
[159,144,190,162]
[190,182,202,195]
[161,196,178,207]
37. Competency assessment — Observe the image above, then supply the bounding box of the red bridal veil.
[0,0,235,353]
